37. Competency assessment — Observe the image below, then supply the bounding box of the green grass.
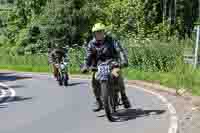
[124,68,200,96]
[0,49,200,96]
[0,53,84,74]
[0,54,49,72]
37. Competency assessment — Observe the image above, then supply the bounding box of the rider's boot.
[93,98,103,112]
[53,64,59,80]
[121,94,131,109]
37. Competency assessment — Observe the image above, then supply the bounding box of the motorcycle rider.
[81,23,131,112]
[48,43,68,80]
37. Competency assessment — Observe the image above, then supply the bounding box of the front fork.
[110,68,123,108]
[94,68,122,105]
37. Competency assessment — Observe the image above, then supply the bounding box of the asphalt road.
[0,72,170,133]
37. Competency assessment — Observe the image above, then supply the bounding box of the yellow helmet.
[92,23,106,32]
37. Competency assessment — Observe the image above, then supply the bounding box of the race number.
[98,64,110,75]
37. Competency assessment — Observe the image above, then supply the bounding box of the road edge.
[127,84,178,133]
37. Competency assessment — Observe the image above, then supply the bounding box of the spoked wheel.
[64,73,69,86]
[101,81,120,122]
[58,71,63,86]
[113,93,121,112]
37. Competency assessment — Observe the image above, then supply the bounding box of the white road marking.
[0,88,7,105]
[127,85,178,133]
[0,88,6,99]
[0,83,16,103]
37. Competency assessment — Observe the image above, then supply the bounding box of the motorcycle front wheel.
[58,71,63,86]
[63,73,69,86]
[101,81,119,122]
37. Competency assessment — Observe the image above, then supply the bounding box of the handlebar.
[80,60,121,74]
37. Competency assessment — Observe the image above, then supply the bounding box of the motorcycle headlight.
[60,64,65,69]
[63,62,67,66]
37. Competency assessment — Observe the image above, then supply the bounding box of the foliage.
[1,0,199,53]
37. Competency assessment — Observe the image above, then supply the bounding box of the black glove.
[81,65,89,73]
[90,66,97,72]
[120,61,128,68]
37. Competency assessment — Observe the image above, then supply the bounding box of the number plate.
[97,64,110,76]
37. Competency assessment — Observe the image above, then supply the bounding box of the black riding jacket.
[84,35,128,67]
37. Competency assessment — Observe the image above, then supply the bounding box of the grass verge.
[124,68,200,96]
[0,53,199,96]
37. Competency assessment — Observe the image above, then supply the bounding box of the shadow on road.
[8,85,25,89]
[0,105,7,108]
[67,82,86,87]
[0,73,32,82]
[0,72,14,75]
[98,108,166,121]
[114,108,166,120]
[7,96,33,103]
[0,96,33,104]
